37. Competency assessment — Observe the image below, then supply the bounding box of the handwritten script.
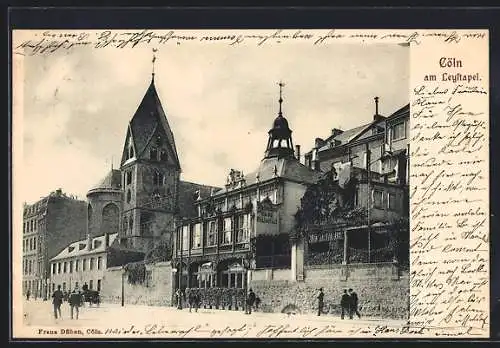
[13,29,488,56]
[409,41,489,337]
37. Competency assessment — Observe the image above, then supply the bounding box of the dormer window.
[79,243,86,251]
[93,240,102,249]
[68,246,75,253]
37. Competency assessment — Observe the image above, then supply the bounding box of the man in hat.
[317,288,325,316]
[69,286,83,320]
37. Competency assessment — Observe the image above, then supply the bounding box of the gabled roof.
[50,233,119,261]
[124,79,180,168]
[386,103,410,121]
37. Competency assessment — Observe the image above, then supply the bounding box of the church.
[85,69,218,266]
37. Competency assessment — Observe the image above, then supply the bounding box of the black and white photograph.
[11,27,489,339]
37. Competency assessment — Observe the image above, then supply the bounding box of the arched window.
[153,170,164,186]
[126,189,132,203]
[122,217,128,234]
[87,204,93,235]
[150,147,158,161]
[160,150,168,161]
[129,216,134,233]
[102,203,119,235]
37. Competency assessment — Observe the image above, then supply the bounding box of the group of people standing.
[174,288,261,314]
[51,284,85,320]
[317,288,361,319]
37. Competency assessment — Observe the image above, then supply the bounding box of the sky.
[16,33,409,204]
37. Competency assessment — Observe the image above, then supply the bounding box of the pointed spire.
[152,48,158,82]
[278,81,285,117]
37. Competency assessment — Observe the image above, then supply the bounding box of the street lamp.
[121,265,125,307]
[177,225,183,309]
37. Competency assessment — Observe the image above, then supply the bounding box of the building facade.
[49,233,118,293]
[22,189,87,299]
[300,100,410,267]
[173,85,321,291]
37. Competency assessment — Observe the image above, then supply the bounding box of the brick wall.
[249,263,409,319]
[101,261,173,306]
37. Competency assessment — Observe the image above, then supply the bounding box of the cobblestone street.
[19,299,408,339]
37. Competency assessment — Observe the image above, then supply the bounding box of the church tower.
[119,62,181,252]
[264,82,295,159]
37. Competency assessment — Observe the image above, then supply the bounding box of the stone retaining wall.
[249,263,409,319]
[101,261,173,306]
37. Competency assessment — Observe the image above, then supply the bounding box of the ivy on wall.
[291,170,364,241]
[124,261,146,285]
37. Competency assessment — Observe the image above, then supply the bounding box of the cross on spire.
[152,48,158,81]
[278,81,285,116]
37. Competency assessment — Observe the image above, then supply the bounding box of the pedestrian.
[175,288,182,309]
[255,296,261,310]
[348,288,361,319]
[340,289,350,320]
[26,289,30,301]
[246,289,256,314]
[82,282,89,292]
[317,288,325,316]
[52,285,64,319]
[193,290,200,313]
[187,288,194,313]
[69,287,83,320]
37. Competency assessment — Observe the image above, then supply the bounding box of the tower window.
[150,147,158,161]
[126,171,132,185]
[153,171,164,186]
[127,189,132,203]
[160,150,168,161]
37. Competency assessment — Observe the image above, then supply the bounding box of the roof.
[216,157,321,195]
[123,79,180,168]
[387,103,410,121]
[317,123,369,152]
[50,233,118,261]
[88,169,122,192]
[178,181,222,218]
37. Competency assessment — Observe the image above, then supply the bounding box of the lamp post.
[177,224,183,309]
[121,265,125,307]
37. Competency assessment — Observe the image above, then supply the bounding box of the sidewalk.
[22,300,406,328]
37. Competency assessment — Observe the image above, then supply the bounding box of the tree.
[291,170,363,241]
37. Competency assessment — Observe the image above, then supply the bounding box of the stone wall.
[100,261,173,306]
[249,262,409,319]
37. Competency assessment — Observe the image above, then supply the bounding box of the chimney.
[87,233,92,250]
[331,128,343,137]
[295,145,301,162]
[374,96,379,116]
[315,138,325,148]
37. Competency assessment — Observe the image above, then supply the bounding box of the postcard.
[11,28,489,339]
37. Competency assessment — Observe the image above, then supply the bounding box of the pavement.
[18,299,408,339]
